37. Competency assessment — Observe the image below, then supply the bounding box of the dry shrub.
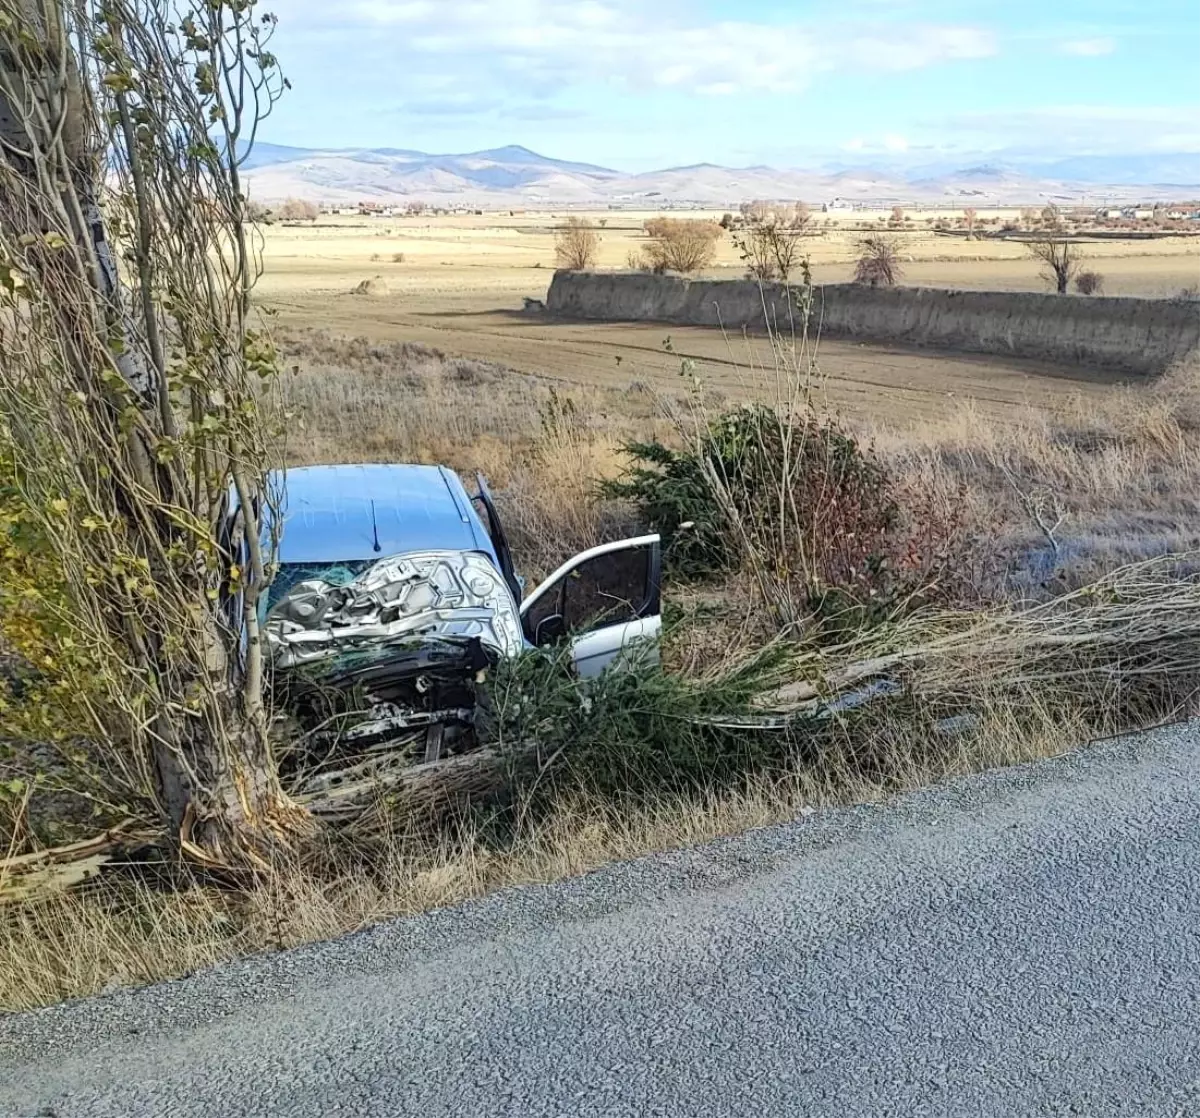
[1026,236,1080,294]
[492,389,642,577]
[868,372,1200,600]
[278,197,318,222]
[853,236,902,287]
[495,436,637,580]
[554,217,599,271]
[351,275,389,296]
[639,218,722,274]
[1075,270,1104,295]
[734,222,809,283]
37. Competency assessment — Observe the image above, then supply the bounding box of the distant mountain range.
[240,143,1200,206]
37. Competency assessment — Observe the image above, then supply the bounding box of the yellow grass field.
[256,210,1200,428]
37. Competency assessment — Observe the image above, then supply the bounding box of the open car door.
[473,472,523,607]
[519,534,662,678]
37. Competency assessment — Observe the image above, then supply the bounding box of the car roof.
[271,464,498,566]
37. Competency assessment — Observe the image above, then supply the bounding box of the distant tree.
[963,207,978,240]
[734,222,808,282]
[1041,204,1063,231]
[1026,235,1080,294]
[719,212,735,230]
[791,201,812,231]
[889,206,905,227]
[735,225,778,280]
[854,236,903,286]
[744,200,775,224]
[246,199,273,225]
[554,217,600,270]
[1075,270,1104,295]
[406,201,427,215]
[278,197,318,222]
[640,219,723,274]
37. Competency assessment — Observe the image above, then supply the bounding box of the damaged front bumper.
[266,551,523,769]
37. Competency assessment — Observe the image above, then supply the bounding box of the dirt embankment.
[546,271,1200,376]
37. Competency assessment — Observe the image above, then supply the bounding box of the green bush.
[482,640,801,800]
[603,404,898,606]
[600,437,729,578]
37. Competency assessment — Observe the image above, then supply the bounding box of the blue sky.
[266,0,1199,170]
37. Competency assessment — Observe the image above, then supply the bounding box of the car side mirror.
[534,613,567,647]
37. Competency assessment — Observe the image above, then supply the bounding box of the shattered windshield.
[265,561,372,616]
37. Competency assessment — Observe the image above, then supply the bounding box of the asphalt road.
[4,724,1200,1118]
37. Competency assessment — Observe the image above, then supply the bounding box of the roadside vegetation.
[7,312,1200,1010]
[4,1,1200,1014]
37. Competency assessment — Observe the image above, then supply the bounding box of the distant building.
[823,197,854,213]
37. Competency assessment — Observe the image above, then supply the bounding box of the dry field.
[256,210,1199,431]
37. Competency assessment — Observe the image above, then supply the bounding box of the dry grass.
[277,328,540,479]
[869,357,1200,598]
[274,328,667,573]
[0,697,1086,1013]
[254,211,1200,299]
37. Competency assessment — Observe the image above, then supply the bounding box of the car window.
[562,546,651,630]
[525,543,655,645]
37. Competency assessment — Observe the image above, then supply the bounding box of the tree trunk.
[0,0,308,869]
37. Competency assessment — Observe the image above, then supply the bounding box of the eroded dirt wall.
[546,271,1200,375]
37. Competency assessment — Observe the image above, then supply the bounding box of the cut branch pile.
[760,552,1200,717]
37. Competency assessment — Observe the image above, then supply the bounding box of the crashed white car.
[246,464,661,762]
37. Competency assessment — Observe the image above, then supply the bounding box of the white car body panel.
[520,534,661,677]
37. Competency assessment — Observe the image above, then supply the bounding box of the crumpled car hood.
[266,550,524,669]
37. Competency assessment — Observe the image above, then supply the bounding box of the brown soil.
[264,284,1132,428]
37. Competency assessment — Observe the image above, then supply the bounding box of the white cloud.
[290,1,997,99]
[943,105,1200,154]
[884,134,909,152]
[1060,37,1117,56]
